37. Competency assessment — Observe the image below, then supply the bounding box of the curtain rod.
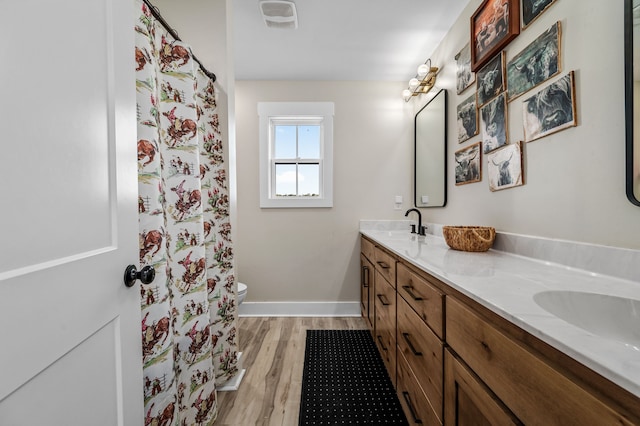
[142,0,217,82]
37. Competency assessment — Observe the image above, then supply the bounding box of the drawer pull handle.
[402,285,423,301]
[402,332,422,356]
[402,391,423,424]
[362,265,370,287]
[377,294,390,306]
[377,261,390,269]
[377,335,388,351]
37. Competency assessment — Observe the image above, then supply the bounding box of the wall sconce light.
[403,58,438,102]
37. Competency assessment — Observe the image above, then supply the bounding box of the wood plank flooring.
[215,316,367,426]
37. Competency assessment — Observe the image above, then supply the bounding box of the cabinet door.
[444,350,521,426]
[360,253,374,329]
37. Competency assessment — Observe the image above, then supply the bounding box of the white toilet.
[238,282,247,305]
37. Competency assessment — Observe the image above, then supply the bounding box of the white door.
[0,0,143,424]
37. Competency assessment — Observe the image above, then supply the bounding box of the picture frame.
[470,0,520,72]
[455,142,482,185]
[457,94,478,143]
[476,50,506,107]
[455,42,476,94]
[521,0,557,29]
[507,21,562,101]
[487,141,524,191]
[523,71,577,142]
[480,92,508,153]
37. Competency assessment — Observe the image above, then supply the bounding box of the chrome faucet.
[405,208,427,236]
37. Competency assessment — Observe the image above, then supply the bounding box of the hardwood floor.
[215,316,367,425]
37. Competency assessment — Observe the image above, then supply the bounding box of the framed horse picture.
[471,0,520,72]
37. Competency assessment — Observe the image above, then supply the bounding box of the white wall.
[419,0,640,250]
[236,0,640,304]
[235,81,412,302]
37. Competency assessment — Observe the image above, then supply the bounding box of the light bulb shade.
[402,89,412,99]
[409,78,420,90]
[417,64,430,78]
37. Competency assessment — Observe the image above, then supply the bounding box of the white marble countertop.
[360,223,640,398]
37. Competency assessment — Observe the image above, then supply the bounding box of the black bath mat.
[299,329,408,425]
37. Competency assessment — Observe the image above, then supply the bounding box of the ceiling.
[151,0,470,82]
[233,0,469,81]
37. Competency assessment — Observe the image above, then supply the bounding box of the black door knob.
[124,265,155,287]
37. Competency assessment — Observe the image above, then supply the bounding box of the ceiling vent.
[259,1,298,29]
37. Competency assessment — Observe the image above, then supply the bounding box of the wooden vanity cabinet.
[446,296,638,426]
[359,234,640,425]
[360,238,399,384]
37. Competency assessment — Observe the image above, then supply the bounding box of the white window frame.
[258,102,334,208]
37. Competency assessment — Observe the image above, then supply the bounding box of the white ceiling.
[151,0,470,82]
[233,0,469,81]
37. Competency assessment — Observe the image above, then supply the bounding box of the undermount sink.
[533,290,640,350]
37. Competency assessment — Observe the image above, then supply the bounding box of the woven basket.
[442,226,496,252]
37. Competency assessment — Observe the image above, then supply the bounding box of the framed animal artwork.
[457,94,478,143]
[523,71,577,142]
[487,141,524,191]
[507,21,562,101]
[455,142,482,185]
[456,42,476,94]
[521,0,557,29]
[471,0,520,72]
[476,51,506,107]
[480,92,508,153]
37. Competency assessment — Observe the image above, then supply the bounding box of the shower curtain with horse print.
[135,1,238,424]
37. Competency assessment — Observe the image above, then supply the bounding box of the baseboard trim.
[238,301,361,317]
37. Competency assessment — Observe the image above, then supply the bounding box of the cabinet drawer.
[374,270,396,336]
[446,297,633,426]
[397,351,442,426]
[374,246,396,287]
[361,236,375,263]
[397,295,443,422]
[374,319,396,385]
[374,273,397,384]
[397,262,444,338]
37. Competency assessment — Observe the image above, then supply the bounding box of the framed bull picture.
[487,141,524,191]
[480,92,508,153]
[522,0,557,29]
[456,42,475,94]
[471,0,520,72]
[457,94,478,143]
[507,21,562,101]
[523,71,577,142]
[476,51,506,107]
[455,142,482,185]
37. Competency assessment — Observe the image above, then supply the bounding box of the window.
[258,102,334,208]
